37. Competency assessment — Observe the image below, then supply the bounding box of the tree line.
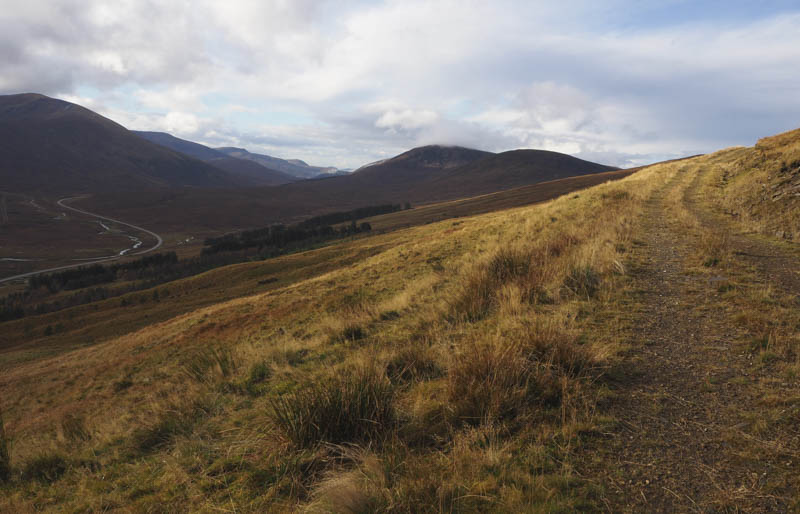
[1,203,410,323]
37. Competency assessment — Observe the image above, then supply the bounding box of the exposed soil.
[579,166,800,512]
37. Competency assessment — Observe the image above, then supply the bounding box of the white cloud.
[375,109,439,131]
[1,1,799,168]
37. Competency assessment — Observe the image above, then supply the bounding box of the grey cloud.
[3,1,800,170]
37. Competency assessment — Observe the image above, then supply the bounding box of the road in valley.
[0,196,164,285]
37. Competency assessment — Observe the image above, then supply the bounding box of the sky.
[2,0,800,169]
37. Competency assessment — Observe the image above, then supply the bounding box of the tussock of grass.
[129,398,213,455]
[243,360,272,396]
[448,340,561,425]
[563,265,601,299]
[446,324,598,427]
[323,314,370,345]
[60,414,91,442]
[270,366,396,448]
[181,345,237,383]
[450,246,547,321]
[307,452,391,513]
[20,453,69,484]
[385,342,443,385]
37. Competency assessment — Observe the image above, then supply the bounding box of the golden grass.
[0,156,695,511]
[707,129,800,240]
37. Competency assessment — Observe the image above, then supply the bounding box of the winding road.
[0,196,164,285]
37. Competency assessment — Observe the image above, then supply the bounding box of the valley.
[1,124,798,511]
[3,2,798,511]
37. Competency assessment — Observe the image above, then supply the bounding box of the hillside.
[420,148,617,201]
[206,157,297,186]
[133,131,297,186]
[78,145,619,232]
[1,127,799,511]
[132,131,228,161]
[0,94,244,193]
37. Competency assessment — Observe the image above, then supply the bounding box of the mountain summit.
[0,93,242,193]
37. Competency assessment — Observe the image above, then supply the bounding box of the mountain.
[0,93,250,194]
[421,149,618,201]
[355,145,493,174]
[206,156,297,186]
[216,147,338,179]
[78,144,620,232]
[133,131,297,186]
[132,130,227,161]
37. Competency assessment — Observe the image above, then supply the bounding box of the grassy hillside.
[706,128,800,240]
[1,129,799,511]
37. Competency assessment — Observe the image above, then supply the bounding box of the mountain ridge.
[133,131,298,186]
[0,93,246,193]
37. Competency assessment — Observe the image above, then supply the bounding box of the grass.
[20,453,70,484]
[0,407,9,482]
[270,366,396,448]
[5,131,800,510]
[0,161,662,510]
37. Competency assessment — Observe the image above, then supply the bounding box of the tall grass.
[181,345,237,383]
[270,366,396,448]
[0,406,10,482]
[450,246,541,321]
[20,453,69,484]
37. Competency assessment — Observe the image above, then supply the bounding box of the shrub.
[21,453,69,483]
[270,367,396,448]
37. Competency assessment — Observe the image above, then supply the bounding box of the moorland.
[1,92,799,512]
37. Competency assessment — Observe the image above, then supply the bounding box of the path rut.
[580,165,800,512]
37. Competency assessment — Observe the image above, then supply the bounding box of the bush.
[270,367,396,448]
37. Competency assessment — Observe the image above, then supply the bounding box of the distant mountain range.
[0,93,243,193]
[215,147,339,179]
[0,92,619,232]
[132,131,299,186]
[80,143,619,232]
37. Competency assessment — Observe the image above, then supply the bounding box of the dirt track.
[580,164,800,512]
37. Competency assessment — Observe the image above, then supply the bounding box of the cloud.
[2,1,799,168]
